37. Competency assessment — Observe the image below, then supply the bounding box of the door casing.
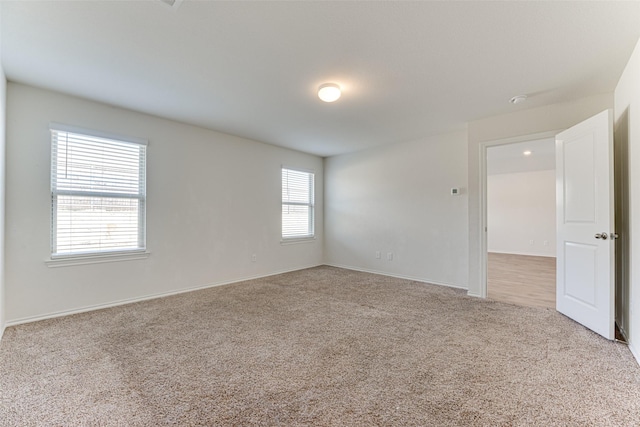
[476,130,562,299]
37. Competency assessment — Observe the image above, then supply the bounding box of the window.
[50,124,147,257]
[282,167,314,240]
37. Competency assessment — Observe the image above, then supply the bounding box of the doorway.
[486,138,556,309]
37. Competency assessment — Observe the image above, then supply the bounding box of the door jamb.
[478,130,563,299]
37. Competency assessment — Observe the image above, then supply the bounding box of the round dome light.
[318,83,341,102]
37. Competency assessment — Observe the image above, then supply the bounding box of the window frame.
[49,123,149,263]
[281,166,315,243]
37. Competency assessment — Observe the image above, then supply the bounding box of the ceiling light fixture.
[510,95,527,105]
[523,150,532,156]
[318,83,341,103]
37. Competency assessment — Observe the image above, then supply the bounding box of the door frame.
[477,130,563,299]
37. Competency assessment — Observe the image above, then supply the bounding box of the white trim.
[46,251,151,268]
[280,237,316,245]
[325,263,468,291]
[281,165,315,175]
[476,130,563,300]
[477,141,488,298]
[50,122,148,146]
[488,250,556,259]
[5,264,322,327]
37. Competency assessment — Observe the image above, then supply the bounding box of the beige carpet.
[1,266,639,426]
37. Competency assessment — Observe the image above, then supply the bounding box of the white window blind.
[282,168,314,239]
[50,125,147,257]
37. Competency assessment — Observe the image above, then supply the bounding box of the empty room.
[2,1,640,425]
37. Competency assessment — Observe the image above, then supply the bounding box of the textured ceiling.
[2,1,640,157]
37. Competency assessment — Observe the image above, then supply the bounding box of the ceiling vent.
[159,0,184,11]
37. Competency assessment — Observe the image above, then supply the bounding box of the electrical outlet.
[387,252,393,261]
[543,240,548,246]
[375,251,381,259]
[251,254,257,262]
[529,240,534,246]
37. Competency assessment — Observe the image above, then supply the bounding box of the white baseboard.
[325,263,467,291]
[488,250,556,258]
[5,264,322,328]
[629,342,640,367]
[466,291,483,298]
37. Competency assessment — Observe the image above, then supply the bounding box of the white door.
[556,109,615,340]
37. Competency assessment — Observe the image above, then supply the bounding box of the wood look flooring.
[487,252,556,309]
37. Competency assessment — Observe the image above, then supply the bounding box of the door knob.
[594,232,608,240]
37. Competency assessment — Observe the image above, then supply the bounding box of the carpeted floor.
[1,266,640,426]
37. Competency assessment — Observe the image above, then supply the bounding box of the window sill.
[280,237,316,245]
[46,251,151,268]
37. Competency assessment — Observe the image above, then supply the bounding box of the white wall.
[487,170,556,257]
[0,3,7,339]
[615,37,640,364]
[5,83,323,323]
[324,130,468,288]
[467,92,614,297]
